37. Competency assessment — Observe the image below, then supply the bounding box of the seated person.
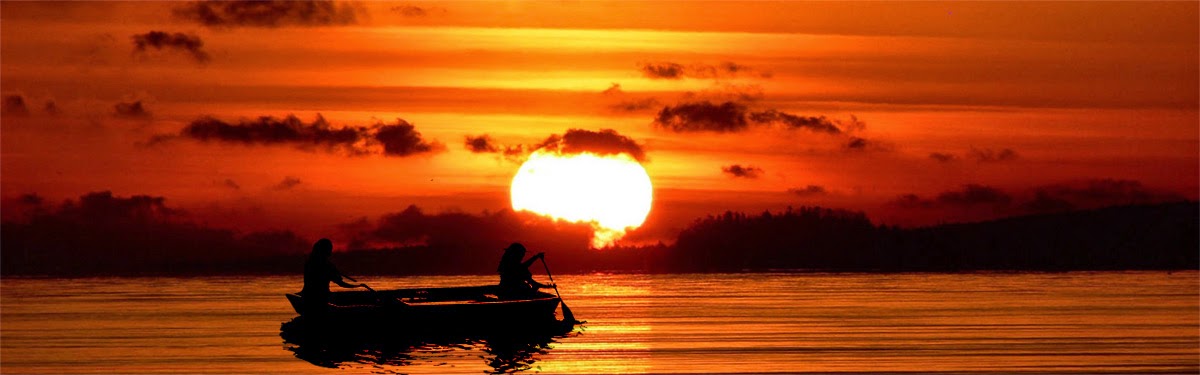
[301,238,368,317]
[496,242,551,296]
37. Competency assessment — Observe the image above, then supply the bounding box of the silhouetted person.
[497,243,551,297]
[302,238,367,318]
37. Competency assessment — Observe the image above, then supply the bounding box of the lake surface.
[2,272,1197,374]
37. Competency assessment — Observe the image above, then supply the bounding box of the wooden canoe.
[285,285,561,326]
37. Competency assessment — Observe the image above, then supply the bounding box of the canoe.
[285,285,561,326]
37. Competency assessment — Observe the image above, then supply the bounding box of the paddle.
[540,257,577,324]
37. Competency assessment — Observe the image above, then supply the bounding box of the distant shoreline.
[4,201,1196,278]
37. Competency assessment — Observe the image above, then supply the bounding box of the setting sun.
[511,150,653,248]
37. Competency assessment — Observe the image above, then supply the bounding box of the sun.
[511,150,653,248]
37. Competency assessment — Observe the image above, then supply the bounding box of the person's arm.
[329,264,366,289]
[521,252,545,268]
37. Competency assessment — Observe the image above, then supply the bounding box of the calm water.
[2,272,1197,374]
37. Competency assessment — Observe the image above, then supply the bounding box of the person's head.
[504,242,526,257]
[311,238,333,258]
[499,242,526,271]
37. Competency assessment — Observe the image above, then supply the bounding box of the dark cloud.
[610,98,661,112]
[273,176,302,190]
[114,100,151,119]
[374,119,442,157]
[891,184,1012,208]
[842,136,894,152]
[891,193,935,209]
[178,114,363,151]
[1024,191,1076,214]
[653,101,862,137]
[722,164,764,179]
[893,179,1186,216]
[459,135,529,163]
[1024,179,1184,214]
[653,101,750,133]
[2,95,30,116]
[749,110,841,134]
[19,193,44,206]
[788,185,828,196]
[536,128,647,162]
[1,191,309,275]
[936,184,1013,206]
[173,0,362,28]
[43,100,60,115]
[159,114,441,157]
[639,61,760,80]
[640,62,685,79]
[844,137,869,150]
[970,147,1019,162]
[351,204,594,256]
[929,152,957,162]
[601,83,623,95]
[602,83,660,112]
[222,179,241,190]
[391,5,443,17]
[131,31,210,63]
[464,134,500,153]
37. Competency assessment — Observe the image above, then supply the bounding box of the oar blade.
[561,301,577,324]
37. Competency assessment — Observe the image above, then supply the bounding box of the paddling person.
[301,238,368,318]
[497,242,553,297]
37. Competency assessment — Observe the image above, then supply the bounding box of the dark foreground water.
[2,272,1197,374]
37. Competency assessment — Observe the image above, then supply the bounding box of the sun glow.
[511,151,653,248]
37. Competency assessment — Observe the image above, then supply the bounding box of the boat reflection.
[280,316,579,373]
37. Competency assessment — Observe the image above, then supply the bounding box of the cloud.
[114,100,151,118]
[177,114,362,150]
[653,101,751,133]
[888,179,1188,222]
[639,61,762,80]
[391,4,444,17]
[935,184,1013,206]
[157,114,442,157]
[611,98,661,112]
[19,193,44,206]
[641,62,685,79]
[844,137,869,150]
[788,185,828,196]
[536,128,647,162]
[601,83,623,95]
[462,136,528,162]
[929,152,957,162]
[891,184,1012,208]
[350,204,594,258]
[464,134,500,153]
[1024,179,1184,214]
[43,100,60,115]
[273,176,302,190]
[173,0,363,28]
[222,179,241,190]
[748,110,842,134]
[653,101,861,137]
[891,193,935,209]
[2,95,30,116]
[374,119,442,157]
[722,164,764,179]
[970,147,1019,162]
[131,31,210,63]
[602,83,660,113]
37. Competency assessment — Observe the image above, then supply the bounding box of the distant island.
[2,195,1196,276]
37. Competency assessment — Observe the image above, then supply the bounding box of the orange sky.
[2,1,1197,245]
